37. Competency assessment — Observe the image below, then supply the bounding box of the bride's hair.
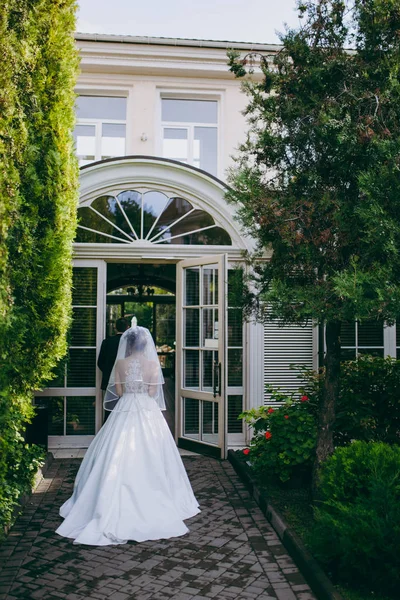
[125,327,147,356]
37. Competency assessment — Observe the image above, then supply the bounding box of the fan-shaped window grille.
[76,189,232,245]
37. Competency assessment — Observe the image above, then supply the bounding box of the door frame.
[175,254,228,459]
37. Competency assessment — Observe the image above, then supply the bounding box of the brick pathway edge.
[227,450,344,600]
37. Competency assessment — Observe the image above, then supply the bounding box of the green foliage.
[311,441,400,597]
[0,0,79,531]
[302,356,400,445]
[241,389,317,482]
[227,1,400,325]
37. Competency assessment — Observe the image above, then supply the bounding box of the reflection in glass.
[163,128,189,162]
[194,127,218,175]
[76,96,127,120]
[101,123,126,159]
[35,396,64,436]
[203,266,218,306]
[185,268,199,306]
[202,400,218,444]
[228,309,243,347]
[117,190,142,239]
[184,350,199,388]
[185,308,200,347]
[74,124,95,165]
[202,350,213,392]
[77,189,231,246]
[66,396,96,436]
[162,99,217,124]
[228,349,243,386]
[143,191,169,239]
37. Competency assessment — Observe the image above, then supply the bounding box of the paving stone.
[0,457,316,600]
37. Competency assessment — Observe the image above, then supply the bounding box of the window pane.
[163,128,189,161]
[66,396,96,435]
[72,267,97,305]
[228,395,243,433]
[159,210,215,244]
[67,349,96,387]
[77,205,131,243]
[71,307,97,346]
[184,349,199,388]
[228,349,243,386]
[201,400,218,444]
[162,99,217,124]
[194,127,217,175]
[228,309,243,346]
[35,397,64,436]
[203,266,218,306]
[74,124,96,165]
[101,123,126,158]
[341,322,356,347]
[150,197,193,241]
[184,398,199,439]
[184,308,200,346]
[143,191,169,238]
[176,227,231,245]
[76,96,127,120]
[117,190,142,239]
[185,268,199,306]
[358,321,384,347]
[202,350,213,392]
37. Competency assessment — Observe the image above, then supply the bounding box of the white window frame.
[158,91,223,178]
[74,92,128,166]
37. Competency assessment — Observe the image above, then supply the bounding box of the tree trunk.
[312,320,341,499]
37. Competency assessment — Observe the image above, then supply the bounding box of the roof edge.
[74,32,282,52]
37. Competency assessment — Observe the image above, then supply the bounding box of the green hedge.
[0,0,79,532]
[311,441,400,598]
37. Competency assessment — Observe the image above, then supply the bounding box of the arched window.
[76,189,232,245]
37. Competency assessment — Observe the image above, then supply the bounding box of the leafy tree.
[0,0,78,529]
[227,0,400,486]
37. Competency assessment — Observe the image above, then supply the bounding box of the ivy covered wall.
[0,0,79,529]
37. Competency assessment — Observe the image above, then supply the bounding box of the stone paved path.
[0,457,317,600]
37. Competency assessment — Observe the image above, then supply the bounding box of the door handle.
[213,361,222,398]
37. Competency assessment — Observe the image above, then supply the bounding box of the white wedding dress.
[56,327,200,546]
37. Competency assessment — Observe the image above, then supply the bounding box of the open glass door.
[176,255,227,459]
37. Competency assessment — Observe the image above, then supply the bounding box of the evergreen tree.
[228,0,400,485]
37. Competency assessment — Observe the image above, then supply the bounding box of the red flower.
[243,448,250,456]
[265,431,272,440]
[301,395,309,402]
[267,408,274,414]
[284,415,289,419]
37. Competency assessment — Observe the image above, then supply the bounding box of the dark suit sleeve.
[97,339,107,372]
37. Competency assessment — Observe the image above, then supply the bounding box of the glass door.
[176,255,227,459]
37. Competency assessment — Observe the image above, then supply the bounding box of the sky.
[77,0,301,45]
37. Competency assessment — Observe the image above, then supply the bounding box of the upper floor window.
[161,99,218,176]
[74,96,127,166]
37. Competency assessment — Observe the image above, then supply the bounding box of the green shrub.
[0,0,78,532]
[241,388,317,483]
[302,356,400,445]
[310,441,400,597]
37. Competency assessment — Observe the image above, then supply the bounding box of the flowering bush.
[241,387,317,483]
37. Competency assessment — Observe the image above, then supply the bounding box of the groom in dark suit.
[98,317,130,392]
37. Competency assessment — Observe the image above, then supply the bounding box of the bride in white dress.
[56,323,200,546]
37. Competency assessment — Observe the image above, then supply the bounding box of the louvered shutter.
[263,320,314,405]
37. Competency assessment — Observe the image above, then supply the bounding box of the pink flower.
[301,395,309,402]
[265,431,272,440]
[243,448,250,456]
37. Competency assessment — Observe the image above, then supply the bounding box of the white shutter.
[263,320,314,405]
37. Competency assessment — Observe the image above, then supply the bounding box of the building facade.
[35,34,397,458]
